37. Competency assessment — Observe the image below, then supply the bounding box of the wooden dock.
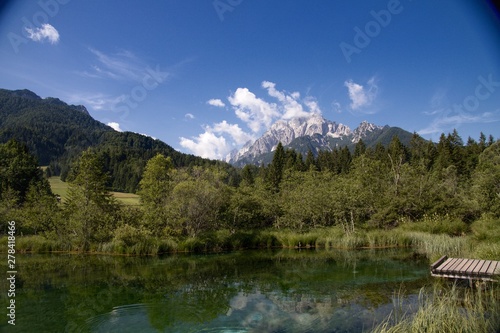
[431,256,500,282]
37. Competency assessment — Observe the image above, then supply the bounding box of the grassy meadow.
[48,176,140,206]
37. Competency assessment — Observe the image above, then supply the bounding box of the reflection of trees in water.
[10,250,428,332]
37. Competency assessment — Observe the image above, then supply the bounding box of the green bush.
[400,214,469,236]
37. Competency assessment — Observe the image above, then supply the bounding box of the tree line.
[0,129,498,252]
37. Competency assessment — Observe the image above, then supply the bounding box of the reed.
[373,283,500,333]
[11,235,68,253]
[399,214,469,236]
[406,232,470,262]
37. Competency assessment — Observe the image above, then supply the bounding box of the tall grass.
[469,215,500,260]
[373,283,500,333]
[406,232,470,262]
[6,215,496,259]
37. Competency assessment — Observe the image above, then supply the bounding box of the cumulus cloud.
[25,24,60,44]
[107,122,123,132]
[180,132,229,160]
[179,121,254,160]
[207,99,225,107]
[181,81,328,160]
[212,121,254,145]
[229,87,280,133]
[262,81,317,119]
[344,77,378,111]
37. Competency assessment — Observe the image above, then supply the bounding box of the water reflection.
[1,249,430,332]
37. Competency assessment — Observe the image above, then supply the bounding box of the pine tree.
[354,139,366,158]
[267,142,286,192]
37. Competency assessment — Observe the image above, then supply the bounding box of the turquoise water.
[1,249,431,332]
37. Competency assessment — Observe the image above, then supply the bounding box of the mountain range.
[0,88,230,192]
[0,88,414,177]
[227,113,413,166]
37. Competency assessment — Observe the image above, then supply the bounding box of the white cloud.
[181,81,335,160]
[77,48,170,83]
[207,99,225,107]
[419,111,500,136]
[88,48,144,81]
[107,122,123,132]
[179,121,254,160]
[185,113,195,119]
[344,77,378,111]
[67,92,126,111]
[138,133,157,140]
[262,81,318,119]
[212,121,254,145]
[180,132,230,160]
[228,87,280,133]
[25,24,59,44]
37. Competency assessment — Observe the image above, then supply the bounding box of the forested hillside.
[0,89,235,192]
[0,128,498,257]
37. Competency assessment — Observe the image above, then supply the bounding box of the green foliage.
[472,141,500,217]
[267,142,286,192]
[0,89,236,193]
[400,214,469,236]
[64,149,119,250]
[374,284,500,333]
[1,123,499,258]
[138,154,174,234]
[0,139,52,204]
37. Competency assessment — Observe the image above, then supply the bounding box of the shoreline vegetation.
[1,133,499,332]
[2,219,498,260]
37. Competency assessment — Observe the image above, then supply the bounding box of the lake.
[1,249,431,332]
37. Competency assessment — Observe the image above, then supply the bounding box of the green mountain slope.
[0,88,233,192]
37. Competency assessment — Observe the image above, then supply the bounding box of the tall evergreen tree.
[267,142,286,192]
[354,139,366,158]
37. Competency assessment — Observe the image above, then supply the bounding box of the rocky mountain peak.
[351,121,383,143]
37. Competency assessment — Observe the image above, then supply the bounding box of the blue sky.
[0,0,499,160]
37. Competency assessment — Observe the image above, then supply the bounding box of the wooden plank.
[488,261,500,275]
[472,260,485,275]
[460,259,476,274]
[436,257,453,271]
[486,261,497,275]
[454,259,470,273]
[478,260,492,275]
[431,257,500,282]
[449,258,466,273]
[469,260,483,275]
[439,258,457,272]
[431,255,448,270]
